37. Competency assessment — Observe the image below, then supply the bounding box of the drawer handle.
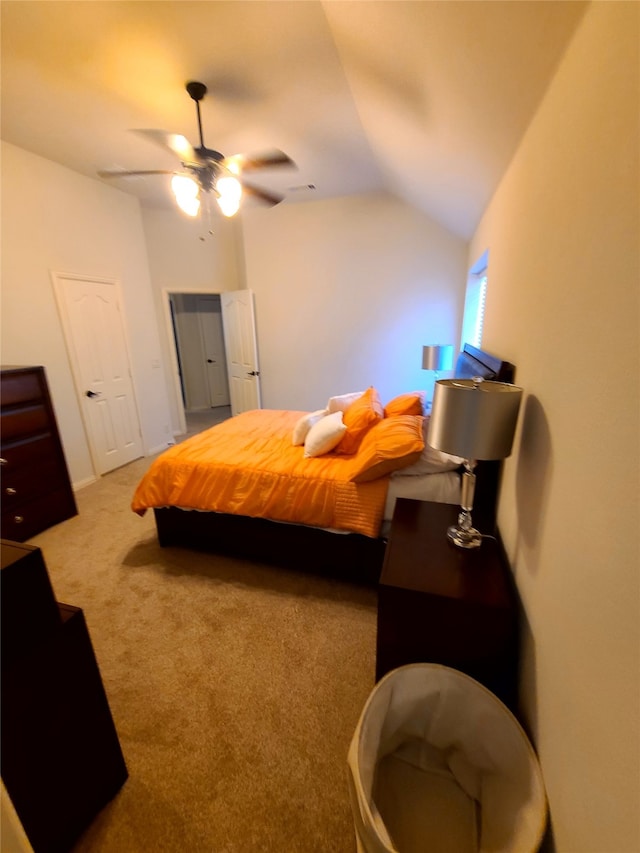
[0,457,6,465]
[13,515,24,524]
[5,487,17,495]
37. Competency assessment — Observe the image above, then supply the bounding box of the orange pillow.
[349,415,425,482]
[384,391,425,418]
[335,386,383,455]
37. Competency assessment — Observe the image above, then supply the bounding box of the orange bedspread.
[131,409,390,538]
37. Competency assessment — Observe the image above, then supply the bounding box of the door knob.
[85,390,101,398]
[207,359,216,363]
[247,370,260,377]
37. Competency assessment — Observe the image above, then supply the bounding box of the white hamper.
[347,664,547,853]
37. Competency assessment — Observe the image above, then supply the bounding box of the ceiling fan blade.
[133,130,200,167]
[97,169,177,179]
[240,180,284,207]
[224,150,296,174]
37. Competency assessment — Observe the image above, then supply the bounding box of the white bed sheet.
[384,471,460,521]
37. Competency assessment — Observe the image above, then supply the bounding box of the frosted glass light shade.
[171,174,200,217]
[422,345,455,372]
[216,176,242,217]
[428,379,523,460]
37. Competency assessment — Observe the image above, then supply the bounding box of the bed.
[132,345,514,582]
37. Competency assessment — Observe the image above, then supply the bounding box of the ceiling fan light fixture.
[178,196,201,217]
[216,175,242,217]
[171,174,200,217]
[99,83,292,214]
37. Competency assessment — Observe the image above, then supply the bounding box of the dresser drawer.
[1,433,59,470]
[1,487,78,542]
[2,455,66,510]
[1,367,77,540]
[0,370,43,407]
[1,405,50,442]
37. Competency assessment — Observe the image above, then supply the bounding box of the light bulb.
[216,175,242,217]
[171,174,200,217]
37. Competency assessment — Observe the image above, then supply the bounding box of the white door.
[52,273,143,475]
[221,290,262,415]
[197,296,231,408]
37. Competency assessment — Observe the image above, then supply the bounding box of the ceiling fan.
[98,81,296,217]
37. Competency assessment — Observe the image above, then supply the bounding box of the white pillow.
[304,411,347,457]
[326,391,364,414]
[292,409,327,446]
[393,417,464,475]
[392,444,464,476]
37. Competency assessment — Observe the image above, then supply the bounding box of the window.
[461,251,488,349]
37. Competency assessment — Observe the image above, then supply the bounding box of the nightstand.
[376,499,519,708]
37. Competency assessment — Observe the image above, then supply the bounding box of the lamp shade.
[422,345,455,372]
[427,379,523,460]
[216,175,242,217]
[171,174,200,217]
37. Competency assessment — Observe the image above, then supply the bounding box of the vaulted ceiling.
[1,1,587,239]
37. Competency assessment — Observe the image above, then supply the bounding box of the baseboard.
[72,475,98,492]
[147,442,172,455]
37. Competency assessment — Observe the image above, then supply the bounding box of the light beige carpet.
[27,451,378,853]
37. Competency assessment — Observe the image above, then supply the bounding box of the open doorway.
[168,292,232,434]
[164,288,262,436]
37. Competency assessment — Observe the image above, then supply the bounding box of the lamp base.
[447,509,483,549]
[447,524,482,549]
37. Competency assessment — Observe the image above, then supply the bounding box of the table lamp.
[422,345,455,413]
[422,345,455,378]
[427,377,523,548]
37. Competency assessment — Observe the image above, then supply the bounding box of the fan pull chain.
[199,192,215,241]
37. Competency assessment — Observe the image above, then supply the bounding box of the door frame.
[51,270,144,479]
[162,287,227,436]
[162,287,262,433]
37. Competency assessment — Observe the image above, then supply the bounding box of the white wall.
[469,4,639,851]
[0,142,173,487]
[241,191,468,411]
[0,151,466,470]
[140,206,244,434]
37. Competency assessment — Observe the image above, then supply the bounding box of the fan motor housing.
[186,81,207,102]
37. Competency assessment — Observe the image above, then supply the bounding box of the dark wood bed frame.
[154,344,515,584]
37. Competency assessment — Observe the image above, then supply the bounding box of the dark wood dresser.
[1,366,77,541]
[1,540,128,853]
